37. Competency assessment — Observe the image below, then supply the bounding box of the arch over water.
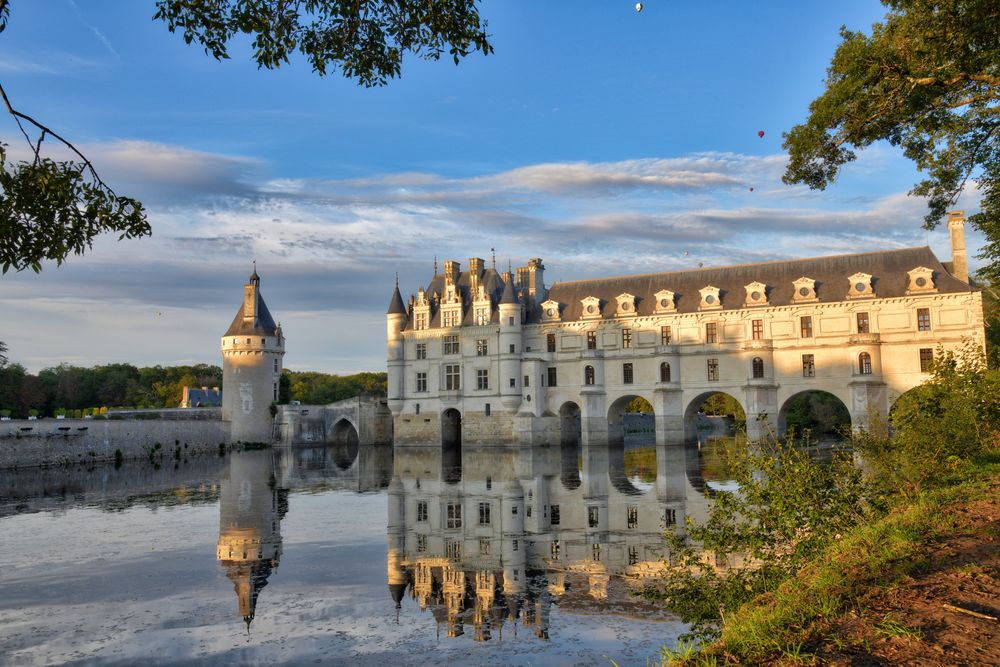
[683,391,747,443]
[441,408,462,448]
[559,401,582,446]
[330,418,359,446]
[777,390,851,437]
[607,394,655,446]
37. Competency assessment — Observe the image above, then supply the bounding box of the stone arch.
[776,390,852,437]
[441,408,462,448]
[608,443,652,496]
[330,417,359,446]
[683,391,747,443]
[607,394,656,446]
[559,401,582,445]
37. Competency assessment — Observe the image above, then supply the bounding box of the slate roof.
[387,285,407,315]
[225,289,280,336]
[534,246,971,323]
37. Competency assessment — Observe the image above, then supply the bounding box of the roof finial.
[491,248,496,269]
[434,256,438,275]
[395,272,399,289]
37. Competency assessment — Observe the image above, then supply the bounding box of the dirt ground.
[819,481,1000,666]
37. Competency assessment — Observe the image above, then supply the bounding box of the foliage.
[698,393,745,420]
[782,391,851,434]
[978,271,1000,368]
[286,370,387,404]
[153,0,493,88]
[624,396,653,413]
[782,0,1000,280]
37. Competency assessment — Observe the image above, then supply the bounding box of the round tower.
[386,276,408,416]
[222,266,285,443]
[498,276,523,411]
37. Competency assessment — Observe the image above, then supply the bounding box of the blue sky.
[0,0,986,373]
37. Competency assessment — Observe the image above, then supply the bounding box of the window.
[442,309,460,327]
[273,382,278,400]
[628,546,639,566]
[415,312,428,330]
[509,378,516,388]
[527,504,533,517]
[417,500,428,522]
[479,538,491,555]
[859,352,873,375]
[446,502,462,529]
[509,343,515,353]
[547,367,557,387]
[751,357,764,379]
[477,369,489,390]
[857,312,870,334]
[474,307,489,326]
[802,354,815,377]
[623,363,634,384]
[524,375,530,387]
[587,331,597,349]
[622,328,632,348]
[547,333,556,352]
[512,539,518,552]
[416,534,427,553]
[707,358,719,381]
[446,539,461,560]
[479,502,491,525]
[800,316,813,338]
[627,505,638,529]
[508,316,514,326]
[661,325,672,345]
[415,342,427,359]
[752,319,763,340]
[443,334,460,355]
[274,358,279,372]
[664,508,676,526]
[584,365,595,385]
[917,307,931,331]
[485,403,491,416]
[919,348,934,372]
[551,540,561,559]
[588,505,599,528]
[592,543,601,561]
[416,372,427,392]
[445,364,461,390]
[551,505,561,525]
[476,338,488,356]
[415,403,420,414]
[706,322,718,343]
[660,362,671,382]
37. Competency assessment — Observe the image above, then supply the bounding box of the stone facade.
[387,213,986,446]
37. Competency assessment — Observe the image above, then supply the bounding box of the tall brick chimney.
[947,210,969,283]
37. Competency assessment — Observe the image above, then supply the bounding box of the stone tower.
[386,276,407,416]
[222,267,285,443]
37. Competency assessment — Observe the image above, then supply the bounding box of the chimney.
[444,260,460,287]
[527,258,545,299]
[468,257,484,278]
[516,266,530,291]
[947,210,969,283]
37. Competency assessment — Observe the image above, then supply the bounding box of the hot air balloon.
[635,3,643,11]
[749,187,755,192]
[757,130,765,138]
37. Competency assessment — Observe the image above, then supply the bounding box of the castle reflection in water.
[215,440,719,638]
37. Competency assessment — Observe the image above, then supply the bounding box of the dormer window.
[615,293,637,317]
[906,267,937,294]
[580,296,602,319]
[744,281,768,307]
[792,277,817,302]
[653,289,676,313]
[442,308,462,328]
[540,299,561,322]
[699,285,722,310]
[848,272,874,299]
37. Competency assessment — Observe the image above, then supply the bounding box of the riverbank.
[662,451,1000,665]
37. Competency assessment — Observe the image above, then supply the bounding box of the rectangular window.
[628,546,639,565]
[479,538,491,555]
[485,403,491,416]
[442,309,460,327]
[661,325,672,345]
[476,338,488,356]
[415,312,428,330]
[622,328,632,348]
[415,342,427,359]
[477,369,489,390]
[752,319,763,340]
[415,403,420,414]
[707,358,719,381]
[416,534,427,553]
[524,375,530,387]
[919,348,934,372]
[800,316,813,338]
[273,382,278,400]
[509,343,515,353]
[592,543,601,561]
[856,312,870,334]
[547,333,556,352]
[551,539,561,559]
[587,331,597,349]
[446,539,461,560]
[802,354,815,378]
[547,367,557,387]
[416,372,427,392]
[550,504,560,525]
[274,358,279,373]
[588,505,599,528]
[443,334,460,355]
[917,307,931,331]
[526,504,532,517]
[623,363,634,385]
[417,500,428,522]
[508,316,514,326]
[509,378,516,388]
[445,364,461,391]
[627,505,638,529]
[475,307,489,326]
[664,508,676,526]
[479,502,491,525]
[446,502,462,529]
[706,322,718,343]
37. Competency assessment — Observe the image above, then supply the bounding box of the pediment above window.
[848,272,875,299]
[906,266,937,294]
[540,299,562,322]
[744,281,768,307]
[699,285,722,310]
[615,292,637,317]
[653,289,676,313]
[580,296,603,319]
[792,277,817,303]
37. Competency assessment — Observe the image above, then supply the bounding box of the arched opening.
[332,441,359,470]
[777,391,851,440]
[559,401,582,446]
[684,391,747,443]
[330,418,359,446]
[441,408,462,447]
[560,440,582,490]
[659,361,671,383]
[751,357,764,379]
[607,395,655,446]
[858,352,873,375]
[584,365,595,385]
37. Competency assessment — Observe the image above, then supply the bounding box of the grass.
[661,449,1000,665]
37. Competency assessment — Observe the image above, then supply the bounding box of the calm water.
[0,440,726,666]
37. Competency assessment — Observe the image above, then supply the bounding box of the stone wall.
[0,418,231,469]
[462,411,517,445]
[394,412,441,445]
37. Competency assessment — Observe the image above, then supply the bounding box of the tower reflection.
[387,443,713,640]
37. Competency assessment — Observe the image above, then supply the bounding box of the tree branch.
[907,73,1000,87]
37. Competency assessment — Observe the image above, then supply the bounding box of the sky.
[0,0,987,374]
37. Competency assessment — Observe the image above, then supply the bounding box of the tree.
[0,0,493,272]
[783,0,1000,280]
[0,340,6,367]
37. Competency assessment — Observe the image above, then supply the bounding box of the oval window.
[621,302,630,311]
[705,295,715,304]
[751,291,761,301]
[915,276,927,287]
[799,287,810,297]
[855,282,867,292]
[546,308,554,316]
[586,304,595,314]
[659,298,669,308]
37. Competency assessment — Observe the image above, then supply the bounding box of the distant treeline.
[0,351,387,418]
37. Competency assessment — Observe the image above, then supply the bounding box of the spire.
[387,279,407,315]
[500,275,519,305]
[249,260,260,286]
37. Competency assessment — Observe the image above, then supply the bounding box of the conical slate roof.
[499,277,519,305]
[387,285,407,315]
[225,272,280,337]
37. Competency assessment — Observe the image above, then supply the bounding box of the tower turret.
[498,277,523,411]
[222,266,285,443]
[386,276,408,416]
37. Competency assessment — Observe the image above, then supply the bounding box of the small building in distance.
[180,386,221,408]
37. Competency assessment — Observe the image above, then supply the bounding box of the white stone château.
[386,212,986,446]
[222,268,285,443]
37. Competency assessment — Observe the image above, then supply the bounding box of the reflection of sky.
[1,482,684,666]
